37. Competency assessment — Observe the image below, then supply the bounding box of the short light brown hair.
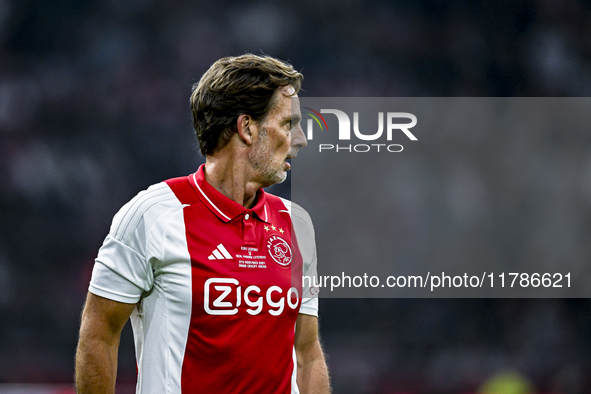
[190,54,303,156]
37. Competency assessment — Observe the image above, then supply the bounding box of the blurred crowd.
[1,0,591,393]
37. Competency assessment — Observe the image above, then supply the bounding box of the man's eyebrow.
[290,114,302,123]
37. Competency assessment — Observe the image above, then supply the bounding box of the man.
[75,54,330,393]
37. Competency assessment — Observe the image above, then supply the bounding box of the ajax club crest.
[266,235,292,267]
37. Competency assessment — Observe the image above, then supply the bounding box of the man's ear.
[236,114,255,146]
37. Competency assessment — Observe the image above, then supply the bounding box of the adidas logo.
[208,244,233,260]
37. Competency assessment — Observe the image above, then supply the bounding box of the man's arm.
[75,292,136,394]
[295,313,331,394]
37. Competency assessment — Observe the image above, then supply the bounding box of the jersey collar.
[189,164,270,223]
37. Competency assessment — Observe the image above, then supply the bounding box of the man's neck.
[203,153,262,209]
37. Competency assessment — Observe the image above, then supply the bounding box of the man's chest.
[187,206,296,272]
[159,204,302,317]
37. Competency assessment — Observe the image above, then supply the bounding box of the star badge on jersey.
[264,224,285,234]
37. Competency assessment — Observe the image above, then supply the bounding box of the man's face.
[248,85,307,187]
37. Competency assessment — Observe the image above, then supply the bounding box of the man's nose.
[291,122,308,150]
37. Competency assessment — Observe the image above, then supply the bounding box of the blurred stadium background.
[1,0,591,393]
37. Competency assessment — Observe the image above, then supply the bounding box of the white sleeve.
[290,202,319,317]
[89,183,174,304]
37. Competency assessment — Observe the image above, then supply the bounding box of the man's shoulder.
[110,180,186,242]
[119,181,180,216]
[264,193,314,230]
[264,193,307,215]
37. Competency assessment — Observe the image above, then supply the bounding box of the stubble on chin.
[248,129,287,186]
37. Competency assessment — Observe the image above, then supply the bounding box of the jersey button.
[244,213,250,220]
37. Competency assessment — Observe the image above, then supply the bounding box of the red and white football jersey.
[89,165,319,394]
